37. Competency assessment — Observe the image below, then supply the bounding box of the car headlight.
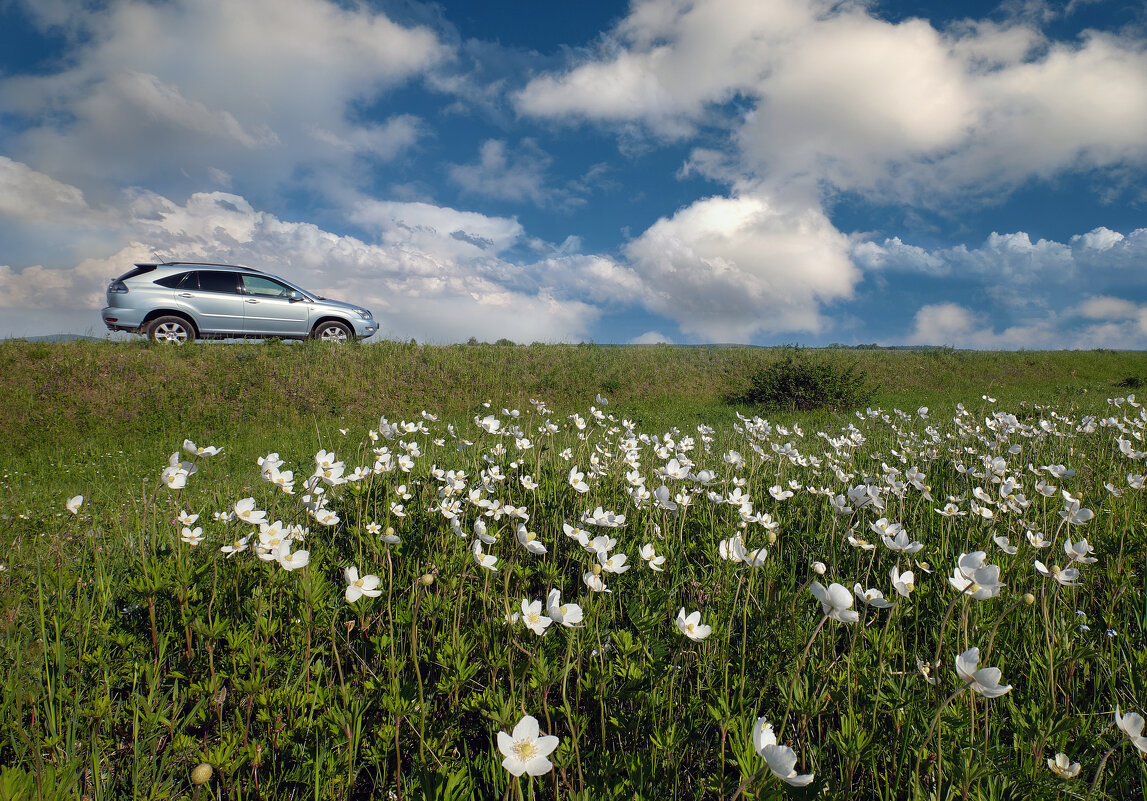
[352,308,373,320]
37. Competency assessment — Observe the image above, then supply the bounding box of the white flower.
[180,526,204,546]
[639,543,666,572]
[1115,706,1147,754]
[948,552,1005,600]
[1063,537,1097,564]
[598,551,631,574]
[1034,560,1080,587]
[955,647,1012,698]
[497,715,559,777]
[810,582,859,623]
[991,534,1018,555]
[891,564,915,597]
[65,495,83,515]
[515,523,547,555]
[519,598,553,636]
[472,540,498,572]
[582,569,610,593]
[752,718,815,787]
[234,497,267,526]
[675,608,711,641]
[274,542,309,571]
[854,583,895,609]
[546,589,584,628]
[1047,753,1080,779]
[344,567,381,603]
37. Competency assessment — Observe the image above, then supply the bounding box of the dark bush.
[1117,376,1142,389]
[731,350,875,412]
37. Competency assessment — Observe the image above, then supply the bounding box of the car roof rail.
[156,261,265,273]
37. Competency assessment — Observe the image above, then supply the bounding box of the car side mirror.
[287,290,303,302]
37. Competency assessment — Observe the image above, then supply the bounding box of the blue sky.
[1,0,1145,346]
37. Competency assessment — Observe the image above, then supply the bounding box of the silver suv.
[101,262,378,343]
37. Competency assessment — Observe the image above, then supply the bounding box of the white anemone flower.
[472,540,498,572]
[66,495,83,515]
[519,598,553,636]
[948,552,1005,600]
[752,718,815,787]
[598,551,631,573]
[810,582,860,623]
[890,565,915,597]
[515,523,547,556]
[1063,537,1097,564]
[344,567,381,603]
[498,714,559,777]
[992,534,1018,555]
[882,529,924,554]
[854,583,895,609]
[639,543,666,572]
[274,542,309,571]
[180,526,204,546]
[955,647,1012,698]
[234,497,267,526]
[675,608,712,641]
[1115,706,1147,754]
[1047,753,1080,779]
[546,589,584,628]
[1035,560,1081,587]
[582,569,610,593]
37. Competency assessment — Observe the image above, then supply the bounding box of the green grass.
[2,340,1147,799]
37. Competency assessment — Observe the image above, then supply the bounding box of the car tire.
[148,315,195,344]
[313,320,353,342]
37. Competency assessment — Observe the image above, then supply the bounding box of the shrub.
[732,350,874,412]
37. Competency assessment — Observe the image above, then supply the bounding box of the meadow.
[1,340,1146,799]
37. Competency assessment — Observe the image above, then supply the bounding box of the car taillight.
[108,280,128,293]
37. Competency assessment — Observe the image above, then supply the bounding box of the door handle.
[178,293,194,298]
[246,299,259,304]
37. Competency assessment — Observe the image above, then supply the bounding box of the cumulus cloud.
[629,330,673,344]
[622,190,858,341]
[516,0,1147,204]
[448,140,554,205]
[2,0,447,200]
[0,156,95,224]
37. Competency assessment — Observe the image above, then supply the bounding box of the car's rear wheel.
[148,315,195,344]
[313,320,353,342]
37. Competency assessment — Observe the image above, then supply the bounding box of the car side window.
[197,271,240,294]
[241,275,292,298]
[154,272,188,288]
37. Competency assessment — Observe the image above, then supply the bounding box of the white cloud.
[622,191,858,341]
[907,302,1059,348]
[448,140,553,205]
[1076,296,1141,320]
[3,0,447,199]
[516,0,1147,204]
[0,156,94,224]
[629,330,673,344]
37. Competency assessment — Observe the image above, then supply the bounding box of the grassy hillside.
[4,340,1147,511]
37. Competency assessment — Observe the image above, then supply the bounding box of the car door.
[239,274,312,337]
[177,270,246,334]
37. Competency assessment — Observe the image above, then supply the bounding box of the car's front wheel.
[312,320,353,342]
[148,315,195,344]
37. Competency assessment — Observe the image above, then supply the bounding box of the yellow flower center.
[513,739,538,761]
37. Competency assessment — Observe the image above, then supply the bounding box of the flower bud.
[191,763,213,786]
[385,526,396,539]
[419,573,435,587]
[766,532,778,546]
[591,563,603,576]
[1022,592,1036,605]
[812,561,827,575]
